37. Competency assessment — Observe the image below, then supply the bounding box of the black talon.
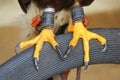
[15,43,20,54]
[64,45,73,59]
[76,67,81,80]
[84,61,89,71]
[34,58,39,71]
[101,41,107,52]
[55,46,64,60]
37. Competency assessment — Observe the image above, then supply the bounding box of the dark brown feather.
[80,0,94,6]
[33,0,74,11]
[18,0,94,13]
[18,0,31,13]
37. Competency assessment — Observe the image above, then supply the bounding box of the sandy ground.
[0,0,120,80]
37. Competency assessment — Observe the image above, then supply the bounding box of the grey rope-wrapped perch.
[0,28,120,80]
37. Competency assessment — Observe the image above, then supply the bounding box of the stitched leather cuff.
[71,5,84,24]
[41,8,55,28]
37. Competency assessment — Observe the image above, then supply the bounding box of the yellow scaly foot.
[15,28,63,71]
[65,21,107,70]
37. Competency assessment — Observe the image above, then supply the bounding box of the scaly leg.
[65,22,107,70]
[15,29,63,71]
[15,7,64,71]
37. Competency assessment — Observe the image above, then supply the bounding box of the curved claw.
[84,61,89,72]
[101,41,107,52]
[55,46,64,60]
[64,46,73,59]
[15,43,20,54]
[34,57,39,71]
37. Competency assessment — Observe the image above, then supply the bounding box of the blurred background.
[0,0,120,80]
